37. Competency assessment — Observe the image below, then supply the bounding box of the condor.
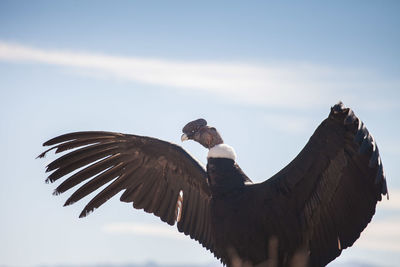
[39,102,388,267]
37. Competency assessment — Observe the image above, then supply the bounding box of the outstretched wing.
[251,102,388,266]
[39,131,216,256]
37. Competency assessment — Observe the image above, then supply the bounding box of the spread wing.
[39,131,216,256]
[250,102,388,266]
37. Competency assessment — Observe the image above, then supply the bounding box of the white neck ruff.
[207,144,236,161]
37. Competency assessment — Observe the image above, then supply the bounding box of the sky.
[0,1,399,266]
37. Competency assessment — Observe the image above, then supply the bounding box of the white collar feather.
[207,144,236,161]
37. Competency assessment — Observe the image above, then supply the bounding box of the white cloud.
[355,216,400,253]
[349,191,400,253]
[379,189,400,211]
[101,189,399,249]
[102,222,188,241]
[262,113,315,134]
[1,41,399,110]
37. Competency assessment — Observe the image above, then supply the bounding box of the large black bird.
[39,102,388,267]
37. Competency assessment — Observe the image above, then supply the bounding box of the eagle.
[38,102,388,267]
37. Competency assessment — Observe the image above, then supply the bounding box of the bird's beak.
[181,133,189,142]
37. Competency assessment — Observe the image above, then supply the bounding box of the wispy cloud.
[379,189,400,211]
[262,113,316,134]
[0,41,398,109]
[102,222,188,241]
[101,191,399,248]
[355,216,400,253]
[350,190,400,253]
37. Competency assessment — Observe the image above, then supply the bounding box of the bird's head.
[181,118,224,149]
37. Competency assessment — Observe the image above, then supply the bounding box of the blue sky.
[0,1,399,266]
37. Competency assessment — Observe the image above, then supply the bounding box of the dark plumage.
[39,102,388,267]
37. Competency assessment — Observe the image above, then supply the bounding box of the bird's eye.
[210,127,216,131]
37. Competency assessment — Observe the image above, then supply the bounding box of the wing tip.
[79,208,93,218]
[331,102,388,199]
[331,101,345,112]
[52,189,61,196]
[37,146,57,159]
[330,101,354,124]
[37,152,46,159]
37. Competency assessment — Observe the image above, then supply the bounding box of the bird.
[38,102,388,267]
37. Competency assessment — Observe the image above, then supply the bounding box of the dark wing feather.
[250,102,387,266]
[39,131,218,257]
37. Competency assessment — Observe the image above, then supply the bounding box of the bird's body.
[39,102,387,267]
[207,156,308,266]
[208,158,274,265]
